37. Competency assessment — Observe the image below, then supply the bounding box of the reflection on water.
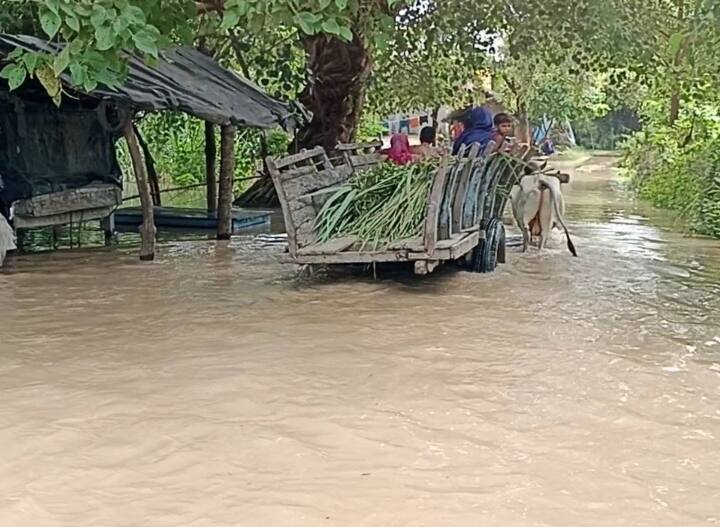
[2,156,720,526]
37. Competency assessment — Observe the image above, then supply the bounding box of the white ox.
[509,172,577,257]
[0,213,16,267]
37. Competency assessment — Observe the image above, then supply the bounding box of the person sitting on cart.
[483,112,516,155]
[452,106,495,155]
[414,125,439,159]
[385,132,415,165]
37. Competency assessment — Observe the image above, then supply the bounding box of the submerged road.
[1,155,719,526]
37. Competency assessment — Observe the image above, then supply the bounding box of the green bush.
[622,105,720,236]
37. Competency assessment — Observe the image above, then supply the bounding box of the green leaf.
[132,30,159,57]
[669,32,684,57]
[83,77,98,93]
[320,0,332,8]
[53,47,71,75]
[0,64,27,90]
[73,4,92,17]
[338,26,353,41]
[295,12,319,35]
[45,0,60,15]
[125,6,146,25]
[36,64,61,97]
[220,10,241,30]
[40,9,62,38]
[90,5,108,29]
[322,19,341,36]
[93,68,120,89]
[8,48,24,60]
[113,15,130,35]
[69,62,86,86]
[60,2,77,16]
[66,15,80,32]
[335,0,348,9]
[22,53,39,73]
[52,90,62,107]
[95,26,115,51]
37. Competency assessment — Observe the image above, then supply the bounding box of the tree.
[2,1,408,151]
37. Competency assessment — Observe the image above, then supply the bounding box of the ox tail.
[538,178,577,257]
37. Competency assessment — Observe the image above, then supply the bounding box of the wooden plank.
[267,155,299,256]
[387,237,425,251]
[449,231,480,259]
[349,153,383,169]
[283,249,421,265]
[275,165,316,182]
[14,206,116,229]
[414,260,440,275]
[335,141,382,152]
[298,236,359,255]
[452,143,481,233]
[272,147,326,170]
[435,232,468,251]
[282,168,348,200]
[13,184,122,217]
[428,231,480,260]
[422,156,450,254]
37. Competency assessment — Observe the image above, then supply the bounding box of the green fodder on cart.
[314,160,438,250]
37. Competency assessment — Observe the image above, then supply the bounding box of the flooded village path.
[1,155,719,526]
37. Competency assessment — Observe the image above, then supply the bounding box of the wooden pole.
[217,124,236,240]
[134,123,162,206]
[205,121,217,212]
[123,122,156,260]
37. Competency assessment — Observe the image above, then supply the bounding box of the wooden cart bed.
[268,141,554,274]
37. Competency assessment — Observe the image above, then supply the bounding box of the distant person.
[386,133,414,165]
[452,106,495,155]
[415,126,439,159]
[541,137,556,155]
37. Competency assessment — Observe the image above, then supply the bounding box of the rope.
[122,175,261,202]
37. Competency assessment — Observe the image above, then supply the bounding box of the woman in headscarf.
[386,133,414,165]
[452,106,495,155]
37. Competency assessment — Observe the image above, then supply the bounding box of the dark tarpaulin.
[0,34,300,130]
[0,95,123,206]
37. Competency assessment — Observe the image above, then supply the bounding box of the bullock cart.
[268,141,538,275]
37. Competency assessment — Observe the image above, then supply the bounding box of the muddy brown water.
[1,156,719,526]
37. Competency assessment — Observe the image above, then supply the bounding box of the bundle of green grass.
[314,160,438,249]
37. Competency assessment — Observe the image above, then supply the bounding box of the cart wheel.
[470,218,505,273]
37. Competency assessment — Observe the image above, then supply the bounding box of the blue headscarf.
[452,107,495,155]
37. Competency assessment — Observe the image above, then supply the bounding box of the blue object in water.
[114,206,271,234]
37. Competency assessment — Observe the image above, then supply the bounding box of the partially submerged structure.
[0,34,298,260]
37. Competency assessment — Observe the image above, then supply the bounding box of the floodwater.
[1,156,720,526]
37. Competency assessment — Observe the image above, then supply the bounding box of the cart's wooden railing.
[267,142,385,257]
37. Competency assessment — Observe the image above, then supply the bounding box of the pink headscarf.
[387,133,413,165]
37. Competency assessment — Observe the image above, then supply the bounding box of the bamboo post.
[123,122,156,260]
[205,121,217,212]
[134,123,162,206]
[217,124,236,240]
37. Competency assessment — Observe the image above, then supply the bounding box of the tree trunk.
[516,102,531,145]
[669,92,680,126]
[236,33,372,207]
[205,121,217,212]
[296,34,372,150]
[217,124,236,240]
[123,122,156,260]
